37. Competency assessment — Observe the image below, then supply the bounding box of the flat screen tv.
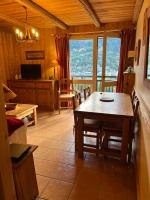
[21,64,41,80]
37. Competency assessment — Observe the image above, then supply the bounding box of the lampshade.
[128,50,135,58]
[2,83,17,102]
[50,60,59,79]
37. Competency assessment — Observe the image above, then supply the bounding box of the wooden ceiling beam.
[79,0,101,27]
[0,13,31,28]
[15,0,68,29]
[52,21,134,35]
[133,0,144,23]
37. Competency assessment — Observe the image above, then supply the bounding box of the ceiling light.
[15,6,39,42]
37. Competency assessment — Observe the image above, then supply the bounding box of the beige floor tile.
[68,143,75,153]
[40,178,73,200]
[27,110,136,200]
[28,135,73,151]
[34,146,78,166]
[40,139,73,151]
[68,168,100,200]
[34,158,81,183]
[36,175,50,195]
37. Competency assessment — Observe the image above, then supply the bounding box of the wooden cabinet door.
[13,88,35,104]
[35,88,53,110]
[7,80,56,110]
[123,73,135,95]
[20,88,35,104]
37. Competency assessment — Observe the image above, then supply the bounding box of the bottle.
[18,74,22,79]
[15,74,18,80]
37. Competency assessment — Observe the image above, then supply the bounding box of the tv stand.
[8,80,58,111]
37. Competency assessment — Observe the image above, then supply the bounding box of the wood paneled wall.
[0,21,134,83]
[0,28,57,82]
[0,31,17,83]
[14,29,57,80]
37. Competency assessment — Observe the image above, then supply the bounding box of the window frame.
[69,31,120,91]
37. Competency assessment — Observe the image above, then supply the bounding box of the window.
[97,37,103,90]
[105,37,121,80]
[69,35,121,92]
[69,39,93,80]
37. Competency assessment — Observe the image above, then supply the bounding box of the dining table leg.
[121,118,130,162]
[77,114,84,158]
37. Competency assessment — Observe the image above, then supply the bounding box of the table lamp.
[50,60,59,79]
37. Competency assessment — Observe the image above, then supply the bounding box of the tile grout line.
[36,173,76,185]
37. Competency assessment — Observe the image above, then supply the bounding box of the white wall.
[134,0,150,199]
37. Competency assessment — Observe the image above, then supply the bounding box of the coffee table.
[6,104,38,126]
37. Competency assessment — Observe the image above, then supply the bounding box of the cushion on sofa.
[7,117,24,136]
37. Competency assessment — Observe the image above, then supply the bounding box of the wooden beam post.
[79,0,101,27]
[101,34,106,92]
[93,35,98,91]
[0,83,16,200]
[133,0,144,23]
[15,0,68,29]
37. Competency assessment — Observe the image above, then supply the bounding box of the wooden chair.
[101,96,139,162]
[58,79,75,114]
[73,93,102,155]
[131,89,136,106]
[83,86,91,100]
[128,97,139,162]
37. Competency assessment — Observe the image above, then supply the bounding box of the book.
[10,143,31,161]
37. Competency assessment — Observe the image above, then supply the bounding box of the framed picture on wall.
[137,39,141,65]
[26,51,45,60]
[134,46,138,63]
[143,9,148,46]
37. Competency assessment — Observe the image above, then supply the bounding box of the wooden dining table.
[74,92,134,162]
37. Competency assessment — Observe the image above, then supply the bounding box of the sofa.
[7,117,27,144]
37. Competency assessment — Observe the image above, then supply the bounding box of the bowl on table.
[5,103,17,111]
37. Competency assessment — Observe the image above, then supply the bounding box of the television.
[21,64,41,80]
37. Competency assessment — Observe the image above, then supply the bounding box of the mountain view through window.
[69,38,121,81]
[69,39,93,79]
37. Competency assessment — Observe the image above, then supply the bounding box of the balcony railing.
[72,75,117,93]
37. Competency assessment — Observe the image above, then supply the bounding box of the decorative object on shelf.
[26,50,45,60]
[15,6,39,42]
[125,66,134,73]
[127,49,135,69]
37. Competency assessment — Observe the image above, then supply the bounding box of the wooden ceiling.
[0,0,143,30]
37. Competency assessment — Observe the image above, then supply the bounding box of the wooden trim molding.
[54,21,134,35]
[133,0,144,23]
[78,0,101,27]
[16,0,68,29]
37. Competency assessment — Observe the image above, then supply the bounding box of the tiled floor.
[27,110,137,200]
